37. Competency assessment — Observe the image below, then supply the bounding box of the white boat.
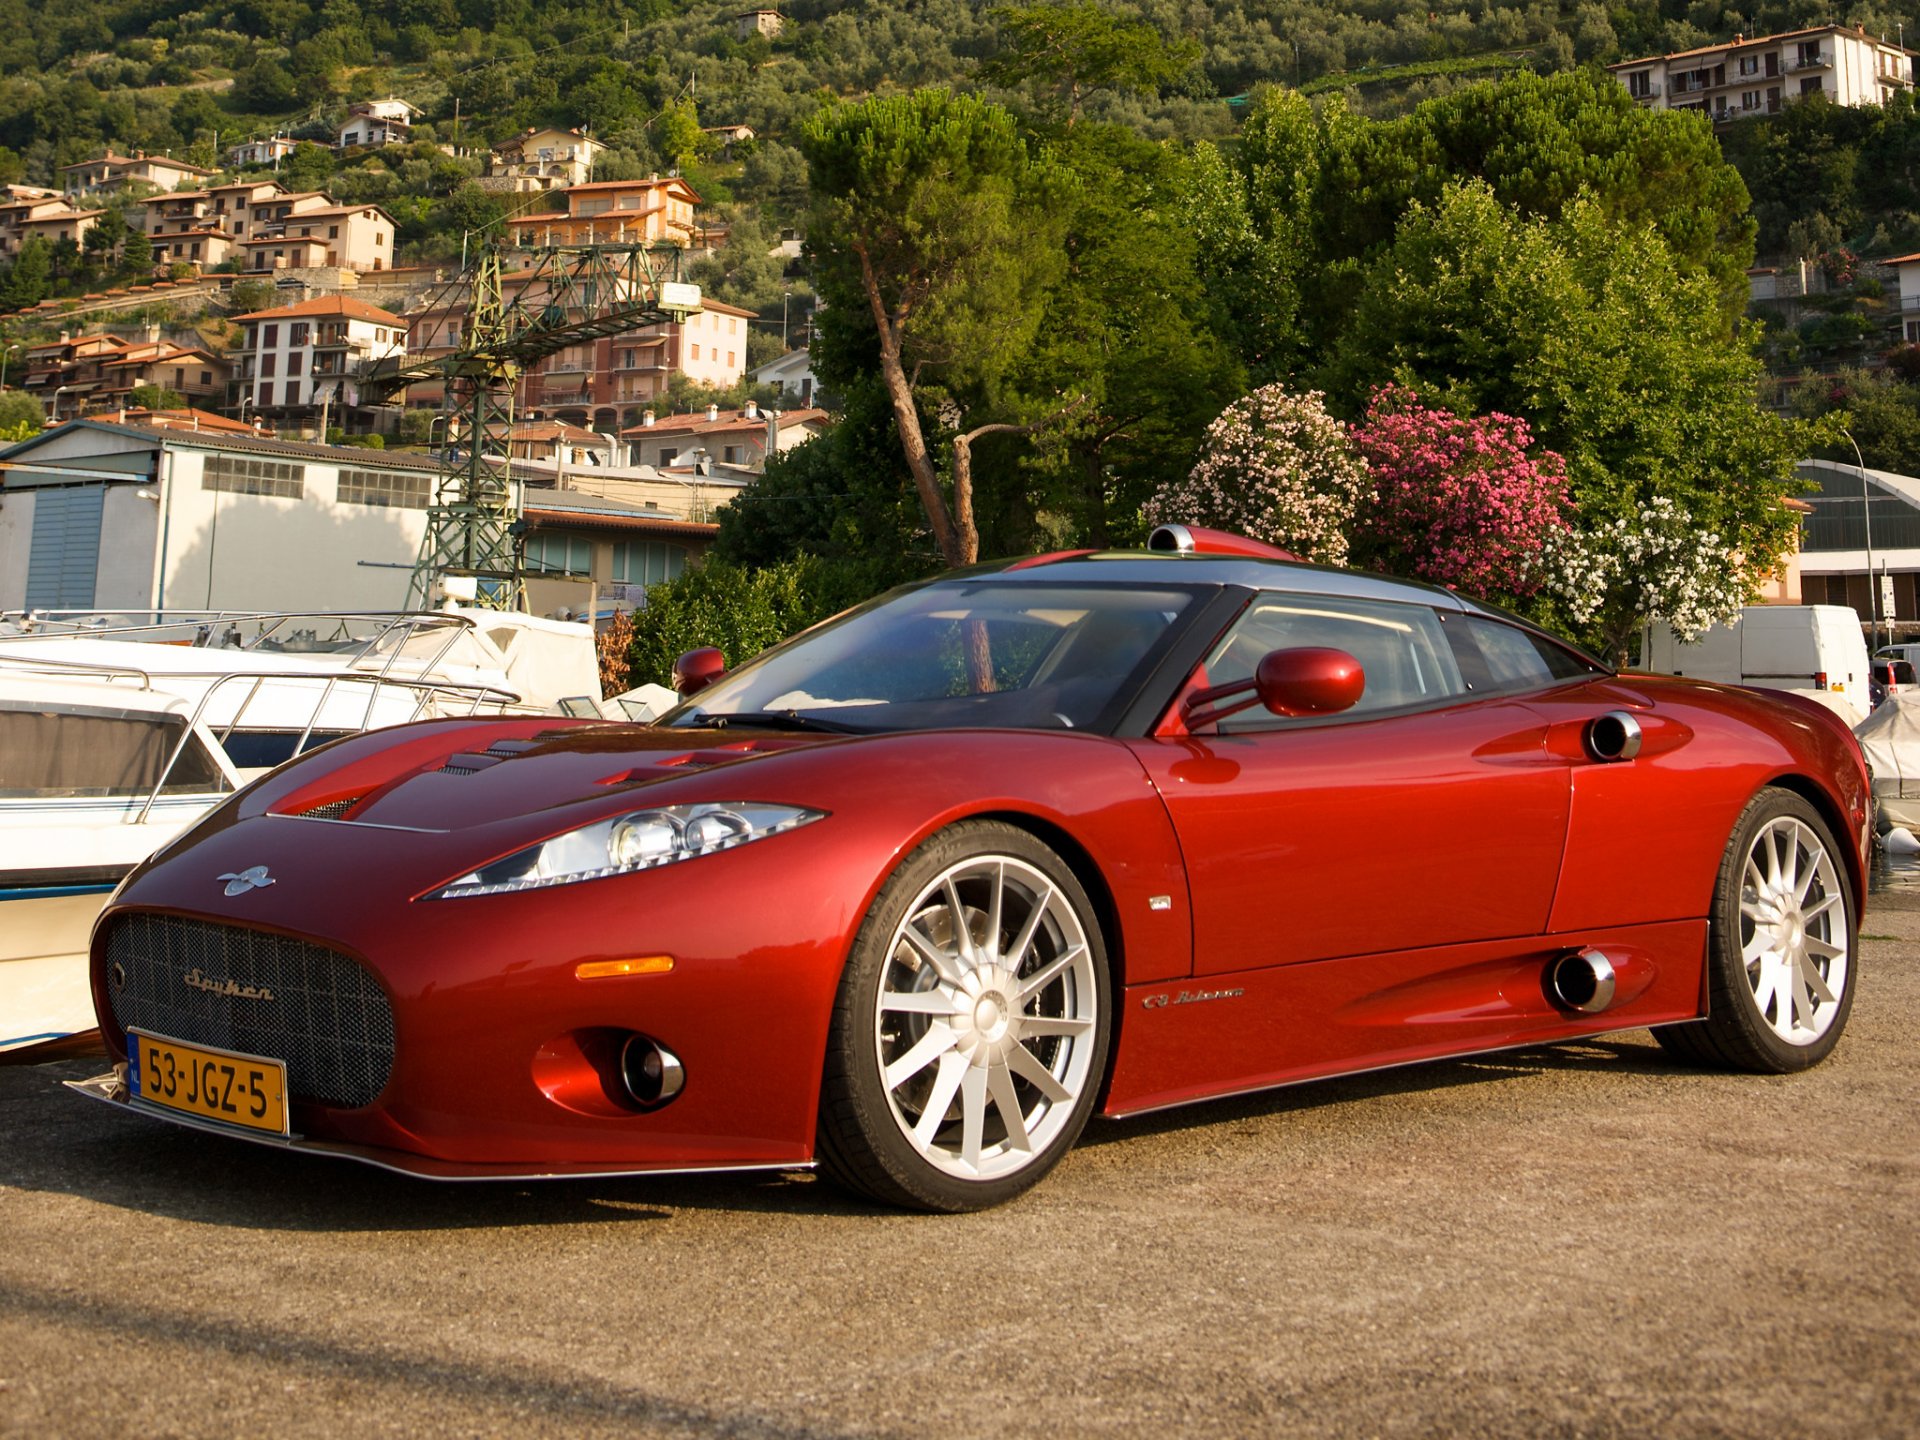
[0,608,601,1051]
[1856,690,1920,829]
[1,675,242,1051]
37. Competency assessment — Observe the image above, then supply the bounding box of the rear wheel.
[1655,789,1855,1072]
[815,822,1110,1212]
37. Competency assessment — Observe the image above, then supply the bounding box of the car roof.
[959,550,1485,614]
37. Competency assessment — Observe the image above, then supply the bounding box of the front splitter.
[64,1071,814,1184]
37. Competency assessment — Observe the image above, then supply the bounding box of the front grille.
[104,914,396,1108]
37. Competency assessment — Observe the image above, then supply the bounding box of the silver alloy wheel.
[1739,814,1850,1045]
[872,854,1099,1181]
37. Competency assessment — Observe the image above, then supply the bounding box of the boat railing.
[0,651,524,824]
[0,609,483,669]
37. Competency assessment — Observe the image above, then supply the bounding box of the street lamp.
[782,289,790,350]
[50,384,69,423]
[1842,426,1884,649]
[0,341,20,391]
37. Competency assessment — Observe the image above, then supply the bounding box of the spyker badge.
[219,865,277,897]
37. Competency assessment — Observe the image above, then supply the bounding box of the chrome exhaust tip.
[1583,710,1643,763]
[618,1035,686,1110]
[1549,948,1618,1014]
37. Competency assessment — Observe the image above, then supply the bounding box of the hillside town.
[0,149,834,619]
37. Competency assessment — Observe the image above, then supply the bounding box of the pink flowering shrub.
[1349,385,1572,597]
[1145,384,1368,565]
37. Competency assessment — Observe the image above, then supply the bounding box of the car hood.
[263,719,843,833]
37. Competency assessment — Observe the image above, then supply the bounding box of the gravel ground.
[2,889,1916,1439]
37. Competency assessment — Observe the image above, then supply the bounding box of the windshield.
[667,581,1200,734]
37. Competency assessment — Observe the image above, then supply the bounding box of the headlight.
[429,802,825,899]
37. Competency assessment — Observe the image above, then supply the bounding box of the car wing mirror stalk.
[1183,647,1365,730]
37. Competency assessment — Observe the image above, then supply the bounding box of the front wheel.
[1655,788,1856,1072]
[815,822,1111,1212]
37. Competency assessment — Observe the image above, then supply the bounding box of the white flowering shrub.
[1146,384,1369,565]
[1542,496,1753,658]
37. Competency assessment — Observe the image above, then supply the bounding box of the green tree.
[1334,182,1812,657]
[623,555,889,691]
[1020,123,1243,544]
[1182,71,1759,384]
[714,383,933,572]
[433,182,507,241]
[121,227,153,276]
[228,278,277,314]
[980,0,1201,128]
[49,235,80,283]
[3,234,52,307]
[82,206,127,268]
[129,384,187,410]
[0,389,43,432]
[236,57,298,112]
[801,88,1071,566]
[653,98,705,172]
[280,142,335,194]
[1793,368,1920,477]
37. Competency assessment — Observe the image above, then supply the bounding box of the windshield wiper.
[681,710,864,734]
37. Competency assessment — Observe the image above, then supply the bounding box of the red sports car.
[71,527,1869,1211]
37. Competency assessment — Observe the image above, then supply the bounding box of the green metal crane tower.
[361,237,699,610]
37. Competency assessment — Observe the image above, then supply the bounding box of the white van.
[1641,606,1872,719]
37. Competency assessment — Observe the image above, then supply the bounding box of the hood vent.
[439,736,545,776]
[297,795,364,821]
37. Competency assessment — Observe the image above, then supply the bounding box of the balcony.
[1786,52,1830,72]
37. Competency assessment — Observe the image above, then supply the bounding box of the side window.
[1452,616,1600,695]
[1203,595,1464,730]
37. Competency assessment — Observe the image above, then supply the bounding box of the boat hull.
[1,886,119,1050]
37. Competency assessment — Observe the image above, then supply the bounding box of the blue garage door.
[24,485,105,610]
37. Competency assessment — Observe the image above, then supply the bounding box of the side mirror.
[672,646,727,697]
[1183,647,1364,730]
[1253,647,1365,717]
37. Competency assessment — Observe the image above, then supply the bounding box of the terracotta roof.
[28,416,455,471]
[101,345,221,370]
[553,177,697,195]
[503,126,599,145]
[622,406,825,437]
[59,153,216,176]
[521,494,719,538]
[270,204,396,222]
[1882,252,1920,265]
[111,407,267,434]
[497,420,607,443]
[1610,23,1912,67]
[235,295,407,325]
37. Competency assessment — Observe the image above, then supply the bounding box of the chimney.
[744,399,758,420]
[641,409,655,427]
[706,403,719,423]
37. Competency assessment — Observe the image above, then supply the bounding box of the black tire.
[1654,788,1856,1073]
[815,821,1111,1212]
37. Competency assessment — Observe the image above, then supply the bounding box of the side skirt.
[1102,918,1706,1118]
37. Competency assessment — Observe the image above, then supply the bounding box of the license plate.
[127,1030,289,1136]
